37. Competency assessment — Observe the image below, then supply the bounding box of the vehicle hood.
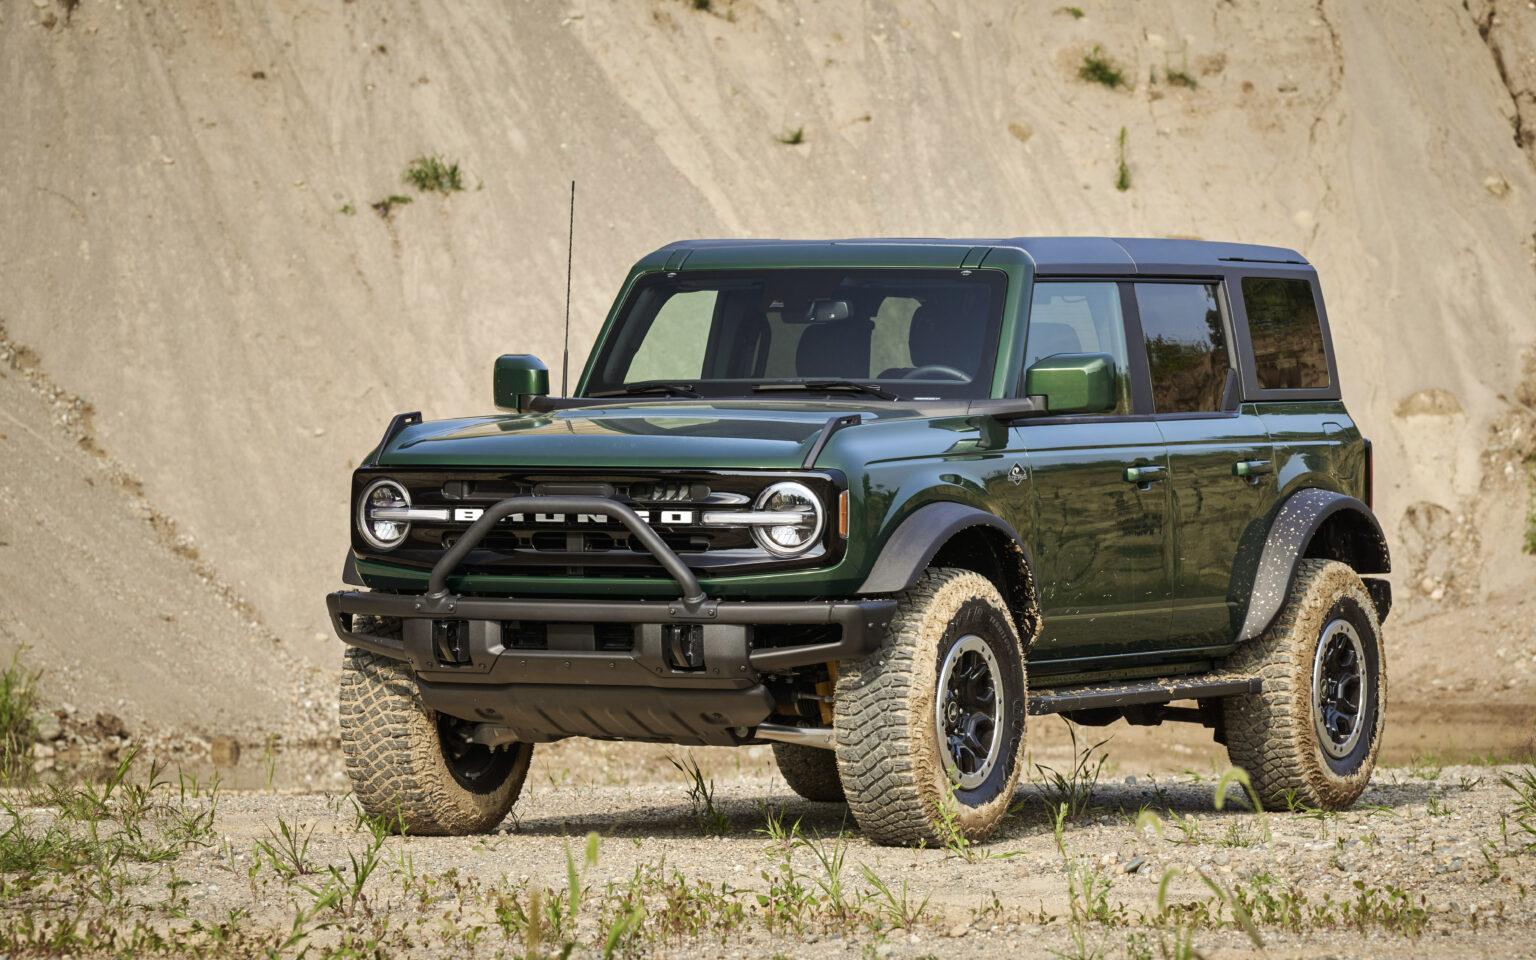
[372,400,920,470]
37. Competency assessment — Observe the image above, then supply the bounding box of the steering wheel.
[902,364,969,381]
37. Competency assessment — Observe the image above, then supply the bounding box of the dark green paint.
[492,355,549,410]
[1024,353,1118,414]
[350,240,1371,673]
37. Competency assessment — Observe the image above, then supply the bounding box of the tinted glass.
[1135,282,1233,414]
[1241,277,1329,389]
[1025,281,1132,414]
[587,270,1005,400]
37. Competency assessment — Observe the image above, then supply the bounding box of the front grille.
[353,468,844,578]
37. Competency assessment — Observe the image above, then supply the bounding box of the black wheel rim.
[1312,619,1366,759]
[935,635,1004,789]
[437,715,518,793]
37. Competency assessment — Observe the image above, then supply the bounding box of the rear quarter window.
[1241,277,1329,390]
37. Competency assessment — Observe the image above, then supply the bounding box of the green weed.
[0,649,41,779]
[775,125,806,145]
[371,194,414,218]
[670,754,731,836]
[1035,721,1110,819]
[1115,126,1131,191]
[402,154,465,195]
[1078,46,1125,88]
[1064,6,1085,18]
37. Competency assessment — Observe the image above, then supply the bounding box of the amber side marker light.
[839,491,849,539]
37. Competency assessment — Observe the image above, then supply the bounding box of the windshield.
[584,269,1006,400]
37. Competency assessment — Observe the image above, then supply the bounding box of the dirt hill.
[2,0,1535,744]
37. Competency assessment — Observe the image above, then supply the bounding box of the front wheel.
[834,568,1027,845]
[340,636,533,835]
[1223,559,1387,810]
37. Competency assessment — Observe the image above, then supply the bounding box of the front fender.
[855,501,1026,594]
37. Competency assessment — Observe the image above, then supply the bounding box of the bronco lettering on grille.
[449,508,696,525]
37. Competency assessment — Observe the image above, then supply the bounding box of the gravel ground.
[5,752,1536,959]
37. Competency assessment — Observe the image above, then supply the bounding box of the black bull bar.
[326,496,896,745]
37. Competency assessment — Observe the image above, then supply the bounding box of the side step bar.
[1026,675,1261,716]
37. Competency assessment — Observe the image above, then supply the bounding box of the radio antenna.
[561,180,576,397]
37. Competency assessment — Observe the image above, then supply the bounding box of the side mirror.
[1024,353,1117,414]
[493,355,549,411]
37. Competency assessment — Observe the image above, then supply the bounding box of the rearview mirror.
[493,355,549,411]
[1024,353,1117,414]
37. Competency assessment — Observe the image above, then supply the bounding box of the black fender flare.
[856,501,1034,596]
[342,548,365,587]
[1236,489,1391,642]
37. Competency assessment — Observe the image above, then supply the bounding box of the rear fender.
[1235,488,1390,642]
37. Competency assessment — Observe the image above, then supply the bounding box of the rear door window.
[1240,277,1329,389]
[1135,282,1234,414]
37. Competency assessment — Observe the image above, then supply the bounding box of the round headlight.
[358,479,411,551]
[751,481,825,557]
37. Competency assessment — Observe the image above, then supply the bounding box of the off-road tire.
[772,742,845,802]
[340,622,533,835]
[1223,559,1386,811]
[835,567,1027,846]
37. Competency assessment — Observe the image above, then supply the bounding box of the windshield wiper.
[589,381,701,399]
[753,380,899,401]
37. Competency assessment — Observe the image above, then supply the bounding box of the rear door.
[1018,280,1173,672]
[1133,281,1277,648]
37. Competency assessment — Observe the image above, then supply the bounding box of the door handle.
[1123,464,1166,484]
[1232,460,1274,478]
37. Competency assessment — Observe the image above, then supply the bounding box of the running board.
[1026,675,1261,716]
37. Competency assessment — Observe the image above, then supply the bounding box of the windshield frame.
[580,268,1009,402]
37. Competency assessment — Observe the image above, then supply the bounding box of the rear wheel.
[340,623,533,835]
[1223,560,1386,810]
[772,742,845,802]
[834,568,1027,845]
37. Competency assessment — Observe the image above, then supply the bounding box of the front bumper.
[327,494,895,746]
[326,592,895,746]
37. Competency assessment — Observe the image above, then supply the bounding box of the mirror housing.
[493,355,550,411]
[1024,353,1117,414]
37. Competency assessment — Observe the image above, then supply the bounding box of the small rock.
[210,736,241,767]
[948,924,970,938]
[35,714,61,741]
[1484,174,1511,197]
[1123,854,1147,873]
[94,712,128,739]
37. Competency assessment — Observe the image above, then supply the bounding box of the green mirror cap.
[493,355,550,411]
[1024,353,1117,414]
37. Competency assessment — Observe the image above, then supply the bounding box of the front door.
[1017,280,1172,672]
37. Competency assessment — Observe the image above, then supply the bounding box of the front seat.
[889,303,986,380]
[796,318,874,378]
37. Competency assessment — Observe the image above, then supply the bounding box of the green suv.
[328,237,1389,844]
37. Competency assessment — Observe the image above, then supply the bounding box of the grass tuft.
[0,650,41,781]
[1036,721,1111,818]
[774,125,806,145]
[1078,46,1125,88]
[402,154,465,195]
[669,754,731,836]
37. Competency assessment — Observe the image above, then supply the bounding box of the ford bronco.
[327,237,1390,844]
